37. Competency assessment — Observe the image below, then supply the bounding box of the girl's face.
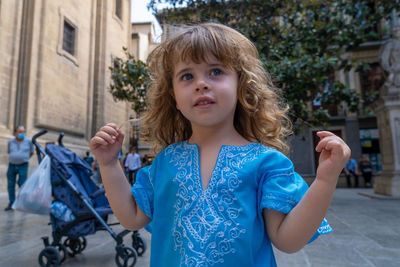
[172,55,238,130]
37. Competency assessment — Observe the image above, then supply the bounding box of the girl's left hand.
[315,131,351,182]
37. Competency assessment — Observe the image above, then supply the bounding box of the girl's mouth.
[194,96,215,107]
[195,100,214,106]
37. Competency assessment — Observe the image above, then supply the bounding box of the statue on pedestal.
[374,26,400,197]
[380,27,400,89]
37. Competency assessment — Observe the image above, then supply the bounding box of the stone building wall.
[0,0,132,192]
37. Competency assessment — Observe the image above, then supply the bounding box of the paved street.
[0,191,151,267]
[1,188,399,266]
[274,188,400,267]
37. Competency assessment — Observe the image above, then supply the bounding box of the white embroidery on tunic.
[166,142,269,266]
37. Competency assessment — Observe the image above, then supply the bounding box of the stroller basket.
[32,130,146,267]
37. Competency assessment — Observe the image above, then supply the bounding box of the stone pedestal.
[373,171,400,197]
[372,83,400,197]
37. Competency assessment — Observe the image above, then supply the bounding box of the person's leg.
[6,164,17,208]
[346,174,352,188]
[361,172,367,187]
[128,170,133,185]
[364,173,372,187]
[17,164,28,187]
[133,169,138,184]
[352,171,359,188]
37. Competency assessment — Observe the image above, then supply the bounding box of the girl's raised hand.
[90,123,124,166]
[315,131,351,183]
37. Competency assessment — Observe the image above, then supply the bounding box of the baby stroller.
[32,130,146,267]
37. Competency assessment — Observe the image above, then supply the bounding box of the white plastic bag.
[12,155,52,215]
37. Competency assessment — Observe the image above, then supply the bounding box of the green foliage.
[109,47,149,114]
[148,0,400,127]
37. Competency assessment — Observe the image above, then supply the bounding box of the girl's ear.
[169,89,175,98]
[169,89,180,111]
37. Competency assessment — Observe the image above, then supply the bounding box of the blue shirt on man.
[8,137,34,165]
[345,158,358,173]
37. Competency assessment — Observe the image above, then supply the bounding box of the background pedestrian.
[5,125,34,211]
[82,150,94,168]
[344,157,360,188]
[91,158,102,185]
[124,147,141,185]
[359,154,373,188]
[141,154,150,167]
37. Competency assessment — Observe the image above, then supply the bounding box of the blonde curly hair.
[141,23,292,155]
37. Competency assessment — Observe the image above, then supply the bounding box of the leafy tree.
[147,0,400,127]
[109,47,149,114]
[108,48,149,147]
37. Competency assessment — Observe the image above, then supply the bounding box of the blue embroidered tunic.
[132,141,332,267]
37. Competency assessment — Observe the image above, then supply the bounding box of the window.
[57,11,79,66]
[115,0,122,20]
[62,20,76,55]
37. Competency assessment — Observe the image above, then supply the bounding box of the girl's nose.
[195,79,209,92]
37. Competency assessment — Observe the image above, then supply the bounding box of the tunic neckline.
[184,141,257,192]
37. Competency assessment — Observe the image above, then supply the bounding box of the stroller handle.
[32,129,48,144]
[58,132,65,147]
[32,130,67,163]
[32,129,48,163]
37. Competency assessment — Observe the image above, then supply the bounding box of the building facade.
[131,22,158,62]
[0,0,132,191]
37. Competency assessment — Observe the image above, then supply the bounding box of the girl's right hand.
[90,123,124,166]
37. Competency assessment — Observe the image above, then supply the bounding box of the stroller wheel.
[77,236,87,252]
[56,244,67,263]
[64,236,87,256]
[38,246,61,267]
[132,235,146,256]
[115,245,137,267]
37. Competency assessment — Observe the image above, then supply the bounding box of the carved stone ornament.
[380,27,400,88]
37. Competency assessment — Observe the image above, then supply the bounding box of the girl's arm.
[263,131,350,253]
[90,123,151,230]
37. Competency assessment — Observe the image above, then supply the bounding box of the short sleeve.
[131,165,154,220]
[260,171,310,214]
[259,151,332,242]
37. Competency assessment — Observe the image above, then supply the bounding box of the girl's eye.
[181,73,193,81]
[210,68,223,76]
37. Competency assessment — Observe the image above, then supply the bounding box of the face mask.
[17,133,25,140]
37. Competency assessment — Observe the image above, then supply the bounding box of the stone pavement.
[0,191,151,267]
[274,188,400,267]
[0,188,399,266]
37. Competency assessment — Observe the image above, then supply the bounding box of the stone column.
[372,27,400,197]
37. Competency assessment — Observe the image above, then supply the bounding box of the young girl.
[90,23,350,266]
